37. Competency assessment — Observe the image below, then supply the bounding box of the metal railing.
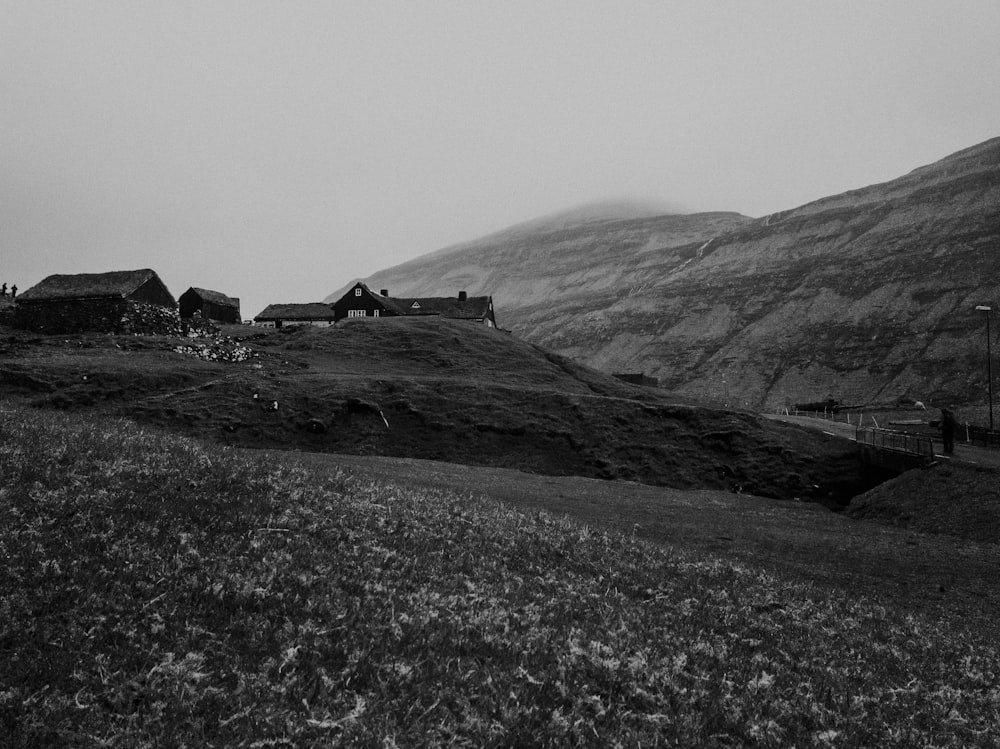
[855,426,935,460]
[966,425,1000,448]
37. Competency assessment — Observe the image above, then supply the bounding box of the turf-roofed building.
[331,282,498,327]
[179,287,242,324]
[14,269,179,334]
[253,303,338,328]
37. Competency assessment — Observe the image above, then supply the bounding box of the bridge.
[764,412,1000,471]
[854,426,936,472]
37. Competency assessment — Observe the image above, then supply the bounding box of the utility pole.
[976,305,994,430]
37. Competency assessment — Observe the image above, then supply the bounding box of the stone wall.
[14,299,181,335]
[118,301,183,335]
[179,292,240,323]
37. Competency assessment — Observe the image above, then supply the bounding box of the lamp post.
[976,305,994,430]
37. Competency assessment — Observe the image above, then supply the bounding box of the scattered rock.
[173,337,256,363]
[305,418,327,434]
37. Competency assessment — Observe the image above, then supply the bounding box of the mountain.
[325,206,753,331]
[334,138,1000,412]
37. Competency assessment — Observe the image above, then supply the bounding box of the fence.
[855,426,936,469]
[966,425,1000,448]
[787,407,935,433]
[786,407,890,428]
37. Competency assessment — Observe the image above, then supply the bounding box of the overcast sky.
[3,1,999,318]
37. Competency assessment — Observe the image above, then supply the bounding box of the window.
[373,309,380,317]
[355,288,362,296]
[348,309,367,318]
[410,301,421,309]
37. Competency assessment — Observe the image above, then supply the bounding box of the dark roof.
[185,287,240,308]
[360,286,410,315]
[352,282,492,320]
[18,269,166,302]
[255,303,336,321]
[393,295,493,319]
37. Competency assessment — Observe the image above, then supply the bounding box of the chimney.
[380,289,389,297]
[458,290,467,301]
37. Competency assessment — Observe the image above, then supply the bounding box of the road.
[763,413,1000,468]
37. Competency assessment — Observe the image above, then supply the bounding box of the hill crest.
[0,318,863,501]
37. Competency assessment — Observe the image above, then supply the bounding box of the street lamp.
[975,305,993,430]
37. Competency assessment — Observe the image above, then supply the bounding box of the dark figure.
[10,284,16,298]
[1,283,6,296]
[940,408,957,454]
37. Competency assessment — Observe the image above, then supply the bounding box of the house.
[14,268,178,334]
[331,282,498,327]
[254,303,337,329]
[613,373,660,388]
[179,287,241,324]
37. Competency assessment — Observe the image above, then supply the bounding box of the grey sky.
[3,1,999,319]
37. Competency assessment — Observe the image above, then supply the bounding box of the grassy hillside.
[847,461,1000,543]
[3,405,998,747]
[0,319,865,501]
[301,451,1000,630]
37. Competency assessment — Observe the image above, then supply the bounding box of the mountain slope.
[339,138,1000,412]
[326,208,753,325]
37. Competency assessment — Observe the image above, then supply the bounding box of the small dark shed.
[14,268,178,334]
[179,287,241,324]
[612,373,660,388]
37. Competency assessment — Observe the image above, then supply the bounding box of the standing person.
[940,408,957,454]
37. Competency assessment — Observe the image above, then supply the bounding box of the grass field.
[3,404,999,747]
[298,452,1000,635]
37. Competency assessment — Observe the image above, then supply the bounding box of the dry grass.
[302,451,1000,636]
[2,405,999,747]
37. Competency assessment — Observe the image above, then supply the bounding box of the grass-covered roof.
[18,269,164,302]
[255,303,336,321]
[185,287,240,308]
